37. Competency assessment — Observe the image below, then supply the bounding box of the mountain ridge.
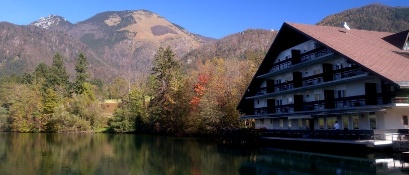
[0,10,216,82]
[317,4,409,33]
[0,5,406,83]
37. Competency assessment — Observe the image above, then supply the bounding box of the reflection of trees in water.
[0,133,249,175]
[0,133,114,175]
[108,135,249,175]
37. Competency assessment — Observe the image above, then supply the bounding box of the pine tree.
[148,46,186,133]
[74,53,88,94]
[48,53,70,96]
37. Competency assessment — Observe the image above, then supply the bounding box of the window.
[257,100,259,104]
[319,118,324,129]
[270,119,273,124]
[279,119,284,128]
[314,42,320,49]
[327,116,337,129]
[337,90,346,98]
[352,114,359,129]
[403,116,408,125]
[369,113,376,129]
[314,93,321,101]
[313,68,321,75]
[286,76,292,81]
[342,115,349,130]
[260,119,264,124]
[298,119,302,129]
[288,97,293,104]
[335,63,344,70]
[288,120,292,128]
[306,120,310,130]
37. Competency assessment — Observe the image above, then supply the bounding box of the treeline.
[0,53,103,132]
[0,46,261,135]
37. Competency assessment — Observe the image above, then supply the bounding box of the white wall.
[254,99,267,109]
[383,108,409,129]
[273,40,316,65]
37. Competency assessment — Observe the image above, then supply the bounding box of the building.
[237,22,409,135]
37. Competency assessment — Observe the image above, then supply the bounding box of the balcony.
[258,48,334,78]
[250,67,369,99]
[252,94,404,116]
[393,97,409,104]
[255,87,267,96]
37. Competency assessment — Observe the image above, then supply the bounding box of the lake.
[0,133,408,175]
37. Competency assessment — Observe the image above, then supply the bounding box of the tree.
[107,77,129,99]
[49,53,70,96]
[68,82,104,130]
[43,88,60,114]
[0,82,44,132]
[0,106,9,131]
[148,46,189,134]
[33,62,49,86]
[74,53,88,95]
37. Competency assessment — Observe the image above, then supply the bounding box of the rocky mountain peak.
[30,15,72,29]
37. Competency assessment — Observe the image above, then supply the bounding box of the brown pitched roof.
[286,22,409,86]
[237,22,409,112]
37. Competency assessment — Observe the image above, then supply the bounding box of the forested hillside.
[317,4,409,33]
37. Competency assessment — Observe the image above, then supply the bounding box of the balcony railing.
[253,94,402,116]
[254,67,368,97]
[259,129,375,140]
[393,97,409,103]
[255,87,267,96]
[269,48,333,73]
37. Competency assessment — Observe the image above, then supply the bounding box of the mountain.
[183,29,277,64]
[0,21,114,78]
[1,5,407,82]
[31,10,215,80]
[30,15,73,30]
[317,4,409,33]
[0,10,215,82]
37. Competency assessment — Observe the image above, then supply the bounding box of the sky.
[0,0,407,39]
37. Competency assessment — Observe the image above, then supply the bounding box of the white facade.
[250,39,409,131]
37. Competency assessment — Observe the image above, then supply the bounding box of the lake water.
[0,133,408,175]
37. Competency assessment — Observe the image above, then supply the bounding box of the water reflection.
[0,133,248,175]
[0,133,409,175]
[240,148,409,175]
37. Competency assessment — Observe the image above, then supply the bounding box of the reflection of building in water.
[240,148,409,175]
[376,158,409,174]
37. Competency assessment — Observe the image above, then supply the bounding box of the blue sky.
[0,0,407,39]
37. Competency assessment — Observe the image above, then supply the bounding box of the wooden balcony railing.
[253,94,405,116]
[254,67,368,97]
[393,97,409,103]
[269,48,332,73]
